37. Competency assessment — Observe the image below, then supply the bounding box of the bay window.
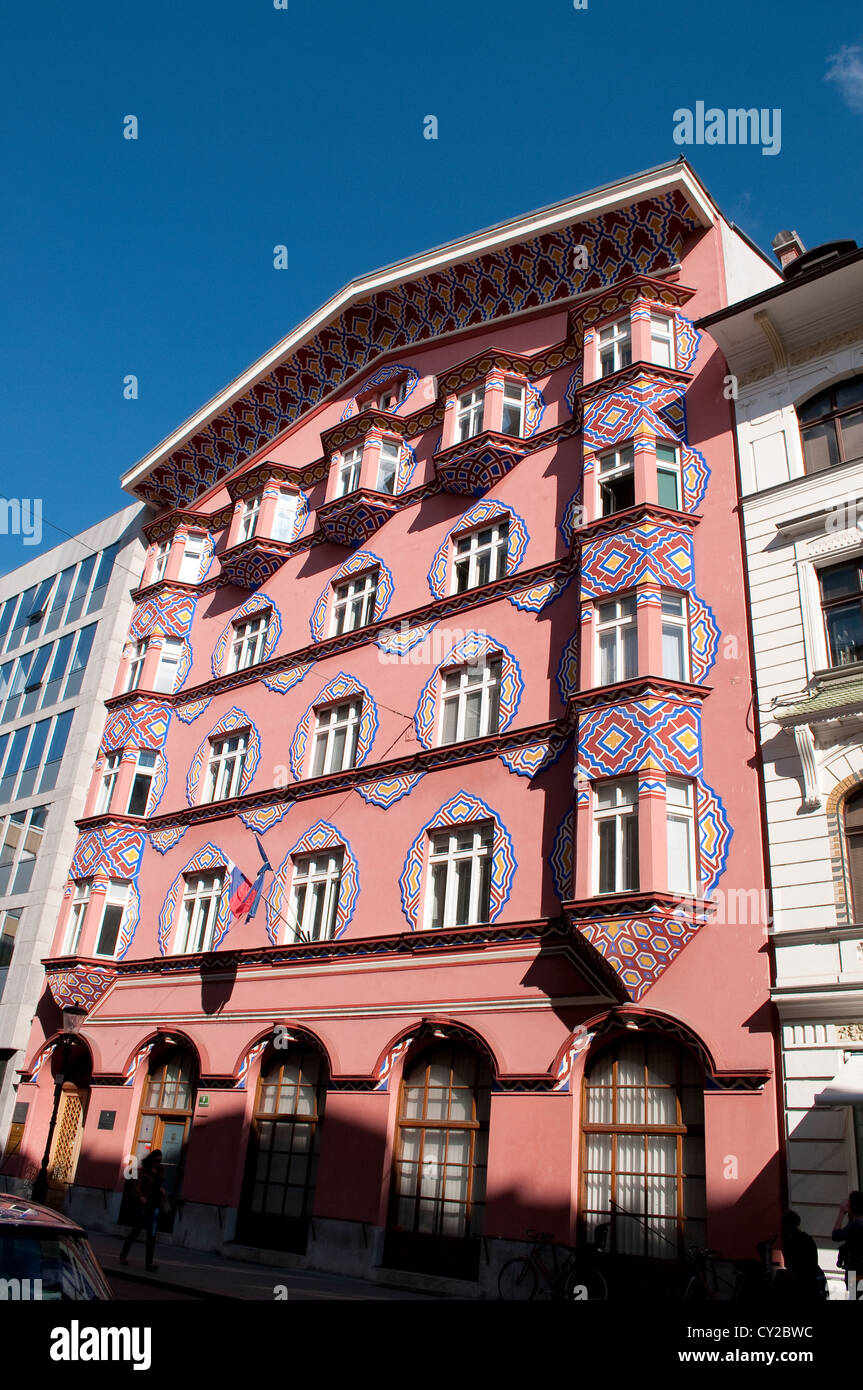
[272,493,298,542]
[178,535,206,584]
[599,446,635,515]
[798,375,863,475]
[153,638,185,693]
[456,387,485,443]
[127,750,159,816]
[96,752,121,814]
[376,440,400,494]
[595,779,639,894]
[818,558,863,667]
[64,882,91,954]
[599,318,632,376]
[238,495,261,542]
[666,778,696,896]
[501,382,525,438]
[94,881,130,958]
[650,314,676,368]
[596,595,637,685]
[125,641,147,692]
[656,444,681,510]
[336,446,363,497]
[661,592,689,681]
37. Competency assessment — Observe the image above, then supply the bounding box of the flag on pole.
[246,836,273,920]
[228,864,256,921]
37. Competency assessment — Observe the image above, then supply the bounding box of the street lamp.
[31,1006,87,1207]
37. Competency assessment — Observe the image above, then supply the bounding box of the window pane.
[839,408,863,464]
[826,603,863,666]
[802,422,839,474]
[662,625,685,681]
[657,469,679,509]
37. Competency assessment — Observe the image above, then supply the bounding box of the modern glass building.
[0,506,145,1167]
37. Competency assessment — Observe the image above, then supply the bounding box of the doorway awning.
[814,1054,863,1106]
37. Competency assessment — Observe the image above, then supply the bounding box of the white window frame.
[439,657,502,746]
[238,495,261,542]
[96,751,122,814]
[64,882,91,954]
[501,381,526,438]
[598,317,632,376]
[666,778,696,896]
[379,379,407,410]
[229,613,269,672]
[310,700,361,778]
[375,439,400,494]
[336,445,363,497]
[650,314,676,369]
[153,638,185,693]
[330,570,378,636]
[594,779,639,894]
[452,520,509,594]
[598,445,635,516]
[656,443,682,511]
[178,534,206,584]
[271,492,298,542]
[425,822,493,930]
[596,594,638,685]
[125,640,147,693]
[126,749,160,816]
[661,592,690,682]
[455,387,485,443]
[288,850,343,943]
[93,880,130,959]
[176,871,225,954]
[150,541,171,585]
[205,731,248,802]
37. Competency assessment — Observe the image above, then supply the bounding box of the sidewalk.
[91,1232,445,1301]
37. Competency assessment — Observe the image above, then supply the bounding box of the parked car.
[0,1195,113,1299]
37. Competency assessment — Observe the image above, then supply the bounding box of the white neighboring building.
[0,506,146,1165]
[700,235,863,1295]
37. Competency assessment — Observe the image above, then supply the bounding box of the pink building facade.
[5,161,786,1294]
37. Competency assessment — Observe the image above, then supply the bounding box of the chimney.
[772,229,806,271]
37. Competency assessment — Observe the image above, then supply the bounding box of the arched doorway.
[581,1033,706,1262]
[383,1040,491,1280]
[122,1043,197,1232]
[235,1040,328,1254]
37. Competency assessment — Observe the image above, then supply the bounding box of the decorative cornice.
[569,676,710,712]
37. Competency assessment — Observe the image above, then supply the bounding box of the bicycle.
[498,1226,609,1301]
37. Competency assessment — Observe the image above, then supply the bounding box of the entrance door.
[121,1047,196,1232]
[46,1084,86,1211]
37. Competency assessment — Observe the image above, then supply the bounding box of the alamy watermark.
[0,498,42,546]
[673,103,781,157]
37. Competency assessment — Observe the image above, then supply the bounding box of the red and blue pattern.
[309,551,393,642]
[130,592,196,641]
[427,500,530,599]
[101,701,171,753]
[46,964,116,1012]
[186,708,261,806]
[150,826,187,855]
[375,621,437,657]
[399,791,517,931]
[240,804,290,834]
[551,1027,595,1093]
[556,632,580,702]
[414,632,523,749]
[576,698,702,779]
[582,371,685,450]
[581,520,694,596]
[374,1034,415,1091]
[580,909,700,1002]
[500,736,568,780]
[507,571,573,613]
[263,663,312,695]
[70,827,146,880]
[176,698,211,724]
[265,820,360,945]
[289,673,378,779]
[550,810,574,901]
[355,773,425,809]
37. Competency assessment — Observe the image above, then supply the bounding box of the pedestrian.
[832,1190,863,1298]
[779,1210,826,1300]
[120,1149,166,1272]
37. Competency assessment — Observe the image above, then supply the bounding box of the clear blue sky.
[1,0,861,574]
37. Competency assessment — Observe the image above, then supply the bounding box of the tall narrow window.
[64,882,91,954]
[650,314,676,368]
[238,496,261,542]
[599,446,635,515]
[229,614,269,672]
[456,388,485,443]
[17,719,51,798]
[153,639,185,693]
[40,633,74,708]
[176,873,224,953]
[336,446,363,497]
[0,910,21,1003]
[44,567,74,633]
[596,595,637,685]
[289,851,343,942]
[65,557,97,624]
[38,711,73,793]
[427,824,493,929]
[310,700,361,777]
[661,593,689,682]
[94,881,129,958]
[330,570,378,635]
[376,440,400,494]
[452,521,509,593]
[127,750,159,816]
[666,779,696,896]
[271,493,298,542]
[20,644,53,716]
[388,1044,490,1270]
[595,779,639,894]
[150,541,171,584]
[656,444,681,510]
[599,318,632,376]
[501,382,525,437]
[439,658,502,745]
[10,807,46,895]
[178,535,205,584]
[63,624,96,700]
[86,544,119,615]
[205,732,248,802]
[798,376,863,474]
[96,752,122,814]
[582,1038,706,1259]
[126,641,147,692]
[844,787,863,922]
[819,559,863,667]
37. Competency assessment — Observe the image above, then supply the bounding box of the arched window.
[797,375,863,474]
[581,1035,705,1260]
[384,1042,491,1279]
[123,1046,197,1231]
[236,1044,327,1253]
[844,787,863,922]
